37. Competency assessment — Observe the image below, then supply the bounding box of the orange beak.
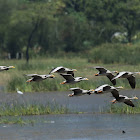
[95,74,98,76]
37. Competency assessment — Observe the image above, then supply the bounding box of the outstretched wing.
[95,67,107,73]
[127,75,136,89]
[25,74,38,77]
[49,66,65,74]
[67,71,74,77]
[111,89,119,99]
[124,100,135,107]
[60,74,75,81]
[107,74,116,85]
[70,88,82,94]
[103,85,111,91]
[113,72,127,80]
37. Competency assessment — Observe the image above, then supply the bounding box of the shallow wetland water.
[0,89,140,140]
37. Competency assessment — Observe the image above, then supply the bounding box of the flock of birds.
[0,65,139,107]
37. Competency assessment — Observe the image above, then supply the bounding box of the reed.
[0,102,69,116]
[0,117,36,125]
[107,101,140,114]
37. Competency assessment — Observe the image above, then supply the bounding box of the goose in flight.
[112,71,140,89]
[25,74,55,82]
[68,87,94,97]
[0,66,15,71]
[111,94,138,107]
[60,74,88,84]
[93,84,123,94]
[94,66,117,85]
[49,66,77,77]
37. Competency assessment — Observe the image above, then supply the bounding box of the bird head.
[9,66,15,69]
[133,96,138,100]
[117,86,124,89]
[48,74,55,78]
[72,69,77,72]
[112,71,119,74]
[95,74,98,76]
[83,78,89,81]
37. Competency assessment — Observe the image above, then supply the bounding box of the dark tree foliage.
[0,0,140,61]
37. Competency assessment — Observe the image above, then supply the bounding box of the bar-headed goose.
[93,84,123,94]
[68,87,94,97]
[94,66,118,85]
[111,94,138,107]
[49,66,77,77]
[112,71,140,89]
[0,66,15,71]
[25,74,55,82]
[60,74,88,84]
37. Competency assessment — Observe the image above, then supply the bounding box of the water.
[0,90,140,140]
[0,114,140,140]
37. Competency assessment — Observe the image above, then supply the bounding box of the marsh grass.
[0,117,36,125]
[0,102,69,116]
[1,57,140,92]
[107,101,140,114]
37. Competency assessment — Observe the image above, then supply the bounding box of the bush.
[88,43,140,65]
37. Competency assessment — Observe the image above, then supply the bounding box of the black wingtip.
[111,79,116,85]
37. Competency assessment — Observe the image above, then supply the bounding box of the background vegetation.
[0,0,140,92]
[0,0,140,63]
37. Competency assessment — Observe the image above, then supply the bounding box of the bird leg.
[26,79,33,82]
[97,90,103,94]
[68,94,74,97]
[110,100,117,104]
[60,81,66,84]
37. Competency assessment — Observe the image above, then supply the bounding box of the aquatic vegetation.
[107,101,140,114]
[0,117,36,125]
[0,102,69,116]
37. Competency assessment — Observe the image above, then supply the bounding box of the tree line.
[0,0,140,62]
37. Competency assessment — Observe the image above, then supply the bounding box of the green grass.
[0,117,36,125]
[107,101,140,114]
[0,102,69,116]
[1,57,140,92]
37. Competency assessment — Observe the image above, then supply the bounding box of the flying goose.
[0,66,15,71]
[94,66,118,85]
[112,71,140,89]
[49,66,77,77]
[68,87,94,97]
[25,74,55,82]
[93,84,123,94]
[60,74,88,84]
[111,94,138,107]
